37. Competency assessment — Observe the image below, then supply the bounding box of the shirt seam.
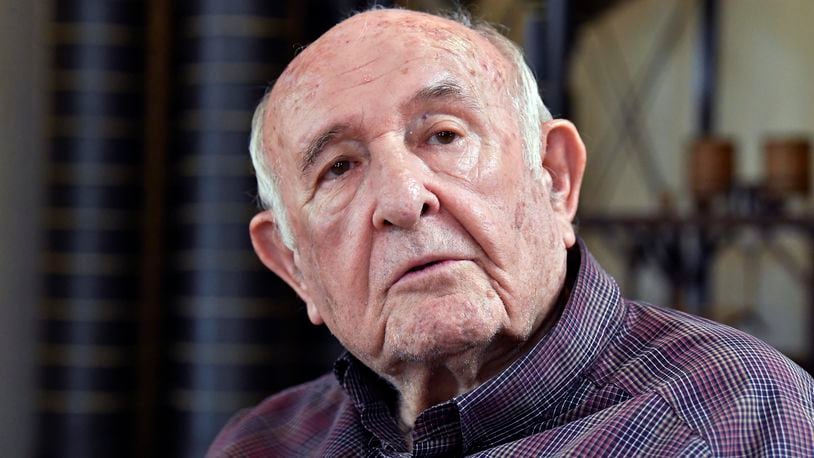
[605,379,714,455]
[653,388,714,455]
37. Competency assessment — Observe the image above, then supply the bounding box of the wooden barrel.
[690,137,735,201]
[765,138,810,196]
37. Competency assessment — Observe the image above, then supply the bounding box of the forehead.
[276,11,497,94]
[263,10,511,168]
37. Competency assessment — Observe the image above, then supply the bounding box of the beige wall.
[720,0,814,181]
[571,0,814,356]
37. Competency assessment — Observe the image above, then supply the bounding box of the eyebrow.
[298,78,478,177]
[299,125,347,175]
[410,78,476,108]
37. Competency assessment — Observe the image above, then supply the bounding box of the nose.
[370,150,440,230]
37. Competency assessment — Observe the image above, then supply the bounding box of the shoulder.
[618,301,814,454]
[206,373,353,457]
[621,301,811,387]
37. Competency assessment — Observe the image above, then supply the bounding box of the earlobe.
[306,302,324,325]
[540,119,587,248]
[249,211,314,309]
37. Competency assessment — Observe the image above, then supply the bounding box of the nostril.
[420,203,429,216]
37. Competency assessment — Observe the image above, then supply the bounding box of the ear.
[540,119,587,248]
[250,211,324,325]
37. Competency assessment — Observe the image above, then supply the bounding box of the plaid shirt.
[209,242,814,457]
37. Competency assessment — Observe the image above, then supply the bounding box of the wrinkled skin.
[250,9,586,430]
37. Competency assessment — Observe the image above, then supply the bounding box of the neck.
[388,315,557,430]
[381,255,574,438]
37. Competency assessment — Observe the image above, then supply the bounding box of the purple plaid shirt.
[209,242,814,456]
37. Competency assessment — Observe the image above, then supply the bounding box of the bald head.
[249,8,551,248]
[273,10,501,105]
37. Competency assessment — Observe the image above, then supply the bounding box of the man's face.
[254,11,580,378]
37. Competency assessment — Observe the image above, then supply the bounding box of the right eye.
[323,159,355,180]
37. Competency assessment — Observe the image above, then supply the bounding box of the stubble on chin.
[383,288,506,366]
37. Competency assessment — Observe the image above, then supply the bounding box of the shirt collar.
[333,239,626,451]
[333,353,406,448]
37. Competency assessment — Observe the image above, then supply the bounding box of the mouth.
[393,257,461,287]
[406,260,445,274]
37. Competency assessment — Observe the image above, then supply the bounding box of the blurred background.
[2,0,813,456]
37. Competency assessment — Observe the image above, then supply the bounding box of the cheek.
[502,181,561,265]
[440,134,481,178]
[519,184,560,246]
[310,176,362,218]
[303,186,362,249]
[297,243,358,333]
[300,204,372,300]
[475,125,527,186]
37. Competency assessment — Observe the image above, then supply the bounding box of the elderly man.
[209,8,814,457]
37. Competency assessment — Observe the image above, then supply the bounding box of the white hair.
[248,8,552,249]
[249,97,295,247]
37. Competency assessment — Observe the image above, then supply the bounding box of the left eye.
[429,131,458,145]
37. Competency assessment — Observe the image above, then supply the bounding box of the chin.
[387,319,499,365]
[379,291,507,365]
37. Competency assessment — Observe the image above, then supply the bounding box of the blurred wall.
[719,0,814,181]
[572,0,814,357]
[715,0,814,358]
[0,0,46,456]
